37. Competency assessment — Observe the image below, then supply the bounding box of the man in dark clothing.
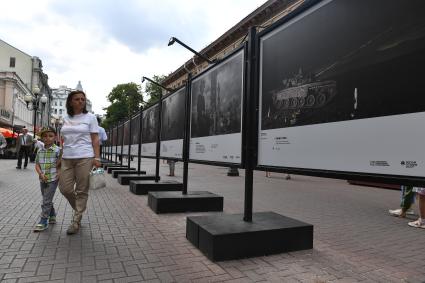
[16,128,33,169]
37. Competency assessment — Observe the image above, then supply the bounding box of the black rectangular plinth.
[148,191,223,213]
[186,212,313,261]
[107,166,129,173]
[118,174,158,185]
[111,168,137,178]
[129,180,183,196]
[102,163,119,169]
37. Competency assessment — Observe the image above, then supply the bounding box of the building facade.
[163,0,303,89]
[50,81,93,121]
[0,39,51,133]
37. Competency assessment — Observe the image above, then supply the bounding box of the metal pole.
[137,109,143,173]
[154,92,163,183]
[109,128,112,161]
[120,121,124,166]
[104,128,107,160]
[114,124,118,164]
[243,27,257,222]
[182,74,192,195]
[108,127,114,162]
[128,117,132,169]
[32,102,37,137]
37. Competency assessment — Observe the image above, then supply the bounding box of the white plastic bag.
[89,167,106,190]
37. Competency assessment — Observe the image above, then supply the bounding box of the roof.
[162,0,300,86]
[0,38,33,58]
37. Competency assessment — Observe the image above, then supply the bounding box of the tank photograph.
[260,0,425,131]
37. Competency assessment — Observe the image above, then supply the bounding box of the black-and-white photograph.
[112,127,118,146]
[123,121,130,146]
[131,114,140,145]
[142,104,159,144]
[191,50,243,138]
[260,0,425,131]
[117,125,123,146]
[111,128,117,146]
[161,88,185,141]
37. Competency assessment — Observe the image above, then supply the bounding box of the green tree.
[102,82,144,128]
[145,75,167,106]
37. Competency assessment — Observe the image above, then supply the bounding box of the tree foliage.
[102,76,167,129]
[102,82,144,129]
[145,75,167,106]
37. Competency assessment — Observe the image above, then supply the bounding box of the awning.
[0,127,18,138]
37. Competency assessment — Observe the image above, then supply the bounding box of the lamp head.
[24,93,33,103]
[32,86,40,94]
[168,37,176,46]
[40,94,48,104]
[141,77,146,83]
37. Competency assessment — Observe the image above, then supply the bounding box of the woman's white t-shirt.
[61,113,99,159]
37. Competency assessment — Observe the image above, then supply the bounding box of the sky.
[0,0,266,114]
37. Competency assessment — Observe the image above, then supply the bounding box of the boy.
[33,127,61,232]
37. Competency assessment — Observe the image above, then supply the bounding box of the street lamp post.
[24,86,48,136]
[141,76,173,92]
[168,37,215,64]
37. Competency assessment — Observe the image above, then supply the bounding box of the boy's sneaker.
[33,219,48,232]
[48,215,56,224]
[389,208,415,217]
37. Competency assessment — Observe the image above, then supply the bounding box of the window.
[55,102,57,106]
[59,109,62,114]
[60,101,62,106]
[54,109,57,114]
[9,57,16,68]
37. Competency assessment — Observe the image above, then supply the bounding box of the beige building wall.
[0,40,33,89]
[0,72,33,128]
[0,39,51,131]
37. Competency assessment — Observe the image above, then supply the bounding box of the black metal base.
[186,212,313,261]
[148,191,223,213]
[129,180,183,196]
[102,163,119,169]
[227,167,239,176]
[107,166,129,173]
[118,174,158,185]
[111,168,137,178]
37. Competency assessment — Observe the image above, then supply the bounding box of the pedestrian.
[0,132,6,158]
[388,185,415,218]
[16,128,33,169]
[408,187,425,229]
[97,117,107,158]
[167,159,176,176]
[59,90,101,235]
[33,127,61,232]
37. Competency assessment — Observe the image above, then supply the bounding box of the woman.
[60,90,101,235]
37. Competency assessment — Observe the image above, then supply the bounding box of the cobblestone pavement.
[0,158,424,283]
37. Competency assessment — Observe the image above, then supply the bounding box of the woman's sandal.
[408,219,425,229]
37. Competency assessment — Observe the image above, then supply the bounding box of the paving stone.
[0,159,424,282]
